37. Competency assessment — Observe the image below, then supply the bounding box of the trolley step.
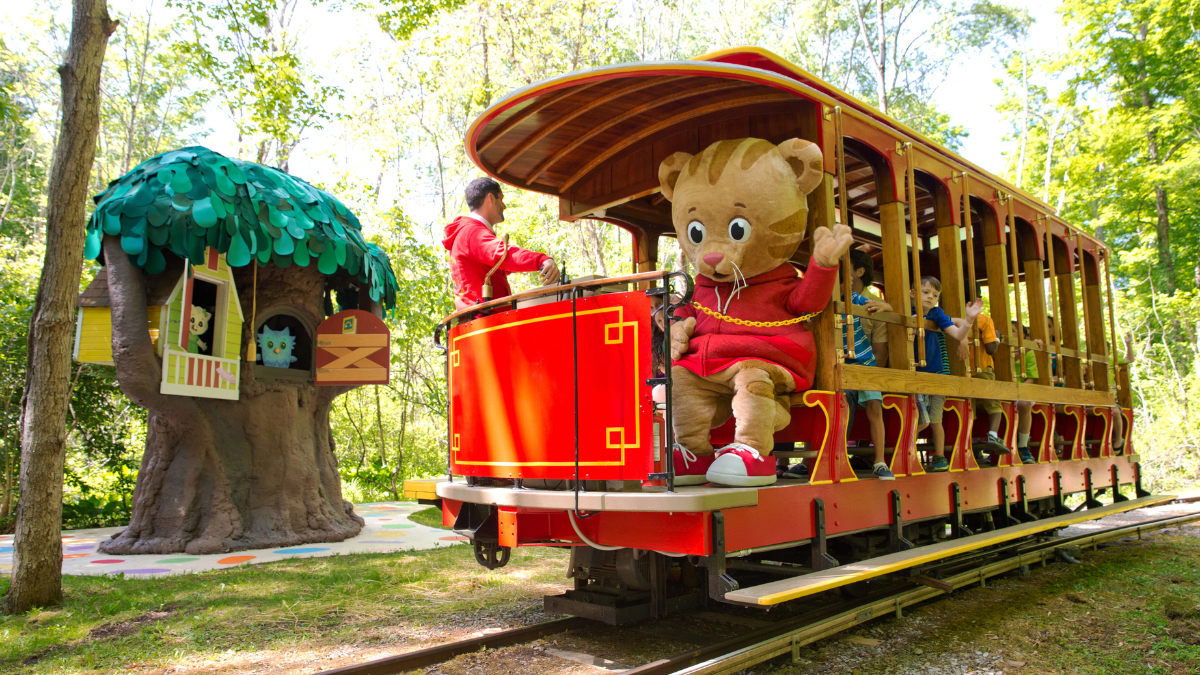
[724,494,1175,606]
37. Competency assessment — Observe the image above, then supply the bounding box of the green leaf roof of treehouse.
[86,146,399,309]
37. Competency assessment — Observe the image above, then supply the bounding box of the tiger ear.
[776,138,824,195]
[658,152,693,202]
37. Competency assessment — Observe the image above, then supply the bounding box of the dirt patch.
[88,607,175,640]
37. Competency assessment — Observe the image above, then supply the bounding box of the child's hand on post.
[965,297,983,322]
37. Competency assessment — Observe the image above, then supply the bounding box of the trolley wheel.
[473,540,511,570]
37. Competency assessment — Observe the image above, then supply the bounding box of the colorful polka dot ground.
[0,502,460,578]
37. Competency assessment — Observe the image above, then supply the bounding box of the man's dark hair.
[465,177,503,211]
[849,249,875,286]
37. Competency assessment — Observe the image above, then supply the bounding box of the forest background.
[0,0,1195,530]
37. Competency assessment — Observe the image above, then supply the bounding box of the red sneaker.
[706,443,777,487]
[672,445,714,486]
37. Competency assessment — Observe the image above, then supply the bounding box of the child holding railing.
[912,277,983,472]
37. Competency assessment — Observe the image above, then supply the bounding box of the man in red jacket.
[442,178,560,309]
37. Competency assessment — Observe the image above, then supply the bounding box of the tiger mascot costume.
[659,137,853,487]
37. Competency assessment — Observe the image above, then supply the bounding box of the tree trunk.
[1015,51,1029,189]
[6,0,117,614]
[1152,183,1174,292]
[875,0,887,113]
[98,236,363,555]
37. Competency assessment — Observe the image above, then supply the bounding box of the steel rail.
[638,507,1200,675]
[441,269,670,324]
[312,506,1200,675]
[311,616,594,675]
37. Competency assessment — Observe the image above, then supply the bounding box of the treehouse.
[76,250,245,399]
[73,145,401,555]
[73,145,398,402]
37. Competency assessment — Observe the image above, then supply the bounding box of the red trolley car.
[433,47,1154,624]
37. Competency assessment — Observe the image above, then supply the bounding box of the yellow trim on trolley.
[449,305,643,467]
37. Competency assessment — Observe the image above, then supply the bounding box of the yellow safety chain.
[692,302,820,328]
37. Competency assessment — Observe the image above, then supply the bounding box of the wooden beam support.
[558,92,796,191]
[497,78,664,174]
[477,85,594,153]
[1082,249,1109,392]
[809,174,840,392]
[1005,199,1027,380]
[1023,256,1051,386]
[1055,240,1083,390]
[1075,232,1095,388]
[1044,220,1063,383]
[524,80,750,184]
[879,201,913,371]
[905,145,925,368]
[840,364,1115,407]
[834,107,855,362]
[936,179,966,377]
[982,211,1014,383]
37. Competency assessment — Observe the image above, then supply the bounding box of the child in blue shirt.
[912,276,983,471]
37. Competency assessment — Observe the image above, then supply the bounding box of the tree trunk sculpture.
[99,235,364,555]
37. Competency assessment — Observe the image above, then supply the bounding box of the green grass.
[0,544,569,673]
[409,506,450,530]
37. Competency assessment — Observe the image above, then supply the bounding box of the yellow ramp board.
[725,494,1176,606]
[403,479,441,501]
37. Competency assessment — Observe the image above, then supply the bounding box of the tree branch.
[103,235,187,415]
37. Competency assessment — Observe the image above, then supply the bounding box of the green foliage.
[371,0,468,41]
[993,0,1200,491]
[170,0,342,169]
[94,10,209,184]
[0,38,47,243]
[87,146,400,308]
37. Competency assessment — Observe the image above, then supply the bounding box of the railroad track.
[315,506,1200,675]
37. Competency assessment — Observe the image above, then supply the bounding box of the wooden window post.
[960,173,979,375]
[981,205,1014,383]
[904,144,924,368]
[1004,197,1027,380]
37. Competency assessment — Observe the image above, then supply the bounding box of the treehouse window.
[255,312,313,374]
[188,279,219,357]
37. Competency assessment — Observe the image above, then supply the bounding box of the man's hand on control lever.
[539,259,560,286]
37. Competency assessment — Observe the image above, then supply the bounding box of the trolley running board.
[724,494,1175,606]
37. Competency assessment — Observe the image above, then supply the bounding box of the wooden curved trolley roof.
[466,47,1107,263]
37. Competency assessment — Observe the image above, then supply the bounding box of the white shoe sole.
[671,473,709,486]
[705,469,776,487]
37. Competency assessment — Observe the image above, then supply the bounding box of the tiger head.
[657,138,823,283]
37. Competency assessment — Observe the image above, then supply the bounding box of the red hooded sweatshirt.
[442,215,551,309]
[673,262,838,390]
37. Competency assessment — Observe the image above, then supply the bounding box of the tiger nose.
[703,253,724,267]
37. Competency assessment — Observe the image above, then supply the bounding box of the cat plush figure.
[188,306,212,354]
[658,137,853,487]
[257,326,298,368]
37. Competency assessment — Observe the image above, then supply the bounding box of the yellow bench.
[402,478,442,504]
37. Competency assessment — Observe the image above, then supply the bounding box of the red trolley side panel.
[449,291,654,480]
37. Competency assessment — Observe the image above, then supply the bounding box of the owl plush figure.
[658,137,853,487]
[257,326,298,368]
[188,305,212,354]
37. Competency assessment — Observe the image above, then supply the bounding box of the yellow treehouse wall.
[75,305,162,365]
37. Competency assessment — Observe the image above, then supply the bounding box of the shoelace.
[718,443,762,461]
[673,443,698,469]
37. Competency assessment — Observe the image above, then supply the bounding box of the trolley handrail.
[439,270,672,326]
